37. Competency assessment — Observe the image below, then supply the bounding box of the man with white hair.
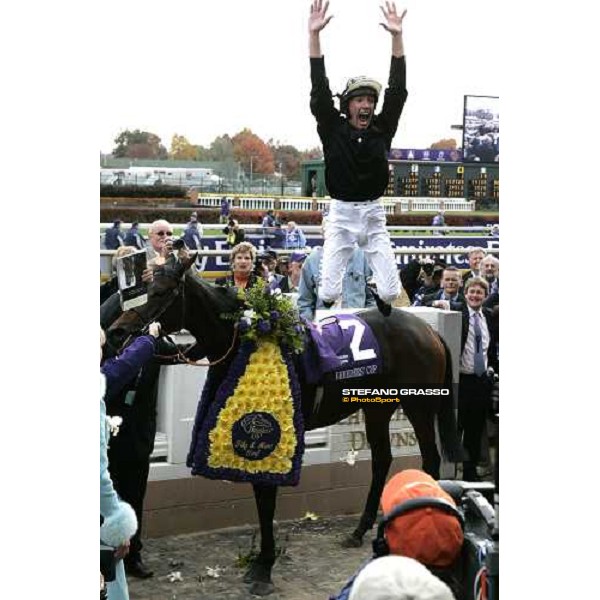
[480,254,499,295]
[284,221,307,249]
[147,219,174,265]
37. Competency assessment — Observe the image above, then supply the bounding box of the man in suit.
[480,255,499,295]
[420,266,465,311]
[457,276,499,481]
[461,247,486,285]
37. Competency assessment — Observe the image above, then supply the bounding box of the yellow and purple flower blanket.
[187,338,305,486]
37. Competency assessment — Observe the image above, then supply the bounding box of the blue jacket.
[124,227,146,250]
[269,226,287,249]
[297,247,376,320]
[284,227,306,249]
[105,227,124,250]
[183,223,202,250]
[101,336,156,395]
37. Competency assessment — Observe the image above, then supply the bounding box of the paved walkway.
[128,515,370,600]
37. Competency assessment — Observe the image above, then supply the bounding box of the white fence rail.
[101,223,495,234]
[100,246,499,259]
[237,197,275,210]
[190,195,477,212]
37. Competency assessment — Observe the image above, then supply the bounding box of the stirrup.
[371,290,392,317]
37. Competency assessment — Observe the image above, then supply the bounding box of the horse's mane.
[183,270,239,314]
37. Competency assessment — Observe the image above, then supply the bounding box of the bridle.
[117,273,240,368]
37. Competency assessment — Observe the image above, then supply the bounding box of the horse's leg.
[244,483,278,596]
[341,408,393,547]
[403,396,441,479]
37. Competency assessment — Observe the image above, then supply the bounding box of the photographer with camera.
[402,258,445,306]
[146,219,190,268]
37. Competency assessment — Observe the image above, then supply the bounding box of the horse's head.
[107,253,196,347]
[108,253,242,362]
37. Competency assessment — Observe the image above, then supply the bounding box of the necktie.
[473,312,486,376]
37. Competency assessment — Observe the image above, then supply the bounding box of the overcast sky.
[97,0,499,154]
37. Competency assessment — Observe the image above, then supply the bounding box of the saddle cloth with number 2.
[302,313,382,385]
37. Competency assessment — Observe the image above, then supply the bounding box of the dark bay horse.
[108,256,463,596]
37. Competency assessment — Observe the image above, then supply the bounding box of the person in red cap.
[329,469,464,600]
[379,469,463,569]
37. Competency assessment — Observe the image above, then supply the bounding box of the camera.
[171,237,186,251]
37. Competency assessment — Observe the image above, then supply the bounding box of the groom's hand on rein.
[148,322,161,338]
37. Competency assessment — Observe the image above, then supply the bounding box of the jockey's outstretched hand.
[309,0,333,34]
[380,2,406,36]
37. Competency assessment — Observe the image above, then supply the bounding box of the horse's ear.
[182,252,197,272]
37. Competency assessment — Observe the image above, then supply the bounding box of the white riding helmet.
[340,76,382,114]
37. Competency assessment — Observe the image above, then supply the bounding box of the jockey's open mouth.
[357,109,372,127]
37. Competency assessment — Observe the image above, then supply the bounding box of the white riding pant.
[319,199,399,304]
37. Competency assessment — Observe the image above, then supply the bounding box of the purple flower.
[294,324,304,334]
[270,310,280,321]
[239,319,251,332]
[257,319,271,334]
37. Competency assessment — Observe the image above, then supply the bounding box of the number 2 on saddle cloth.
[301,313,382,385]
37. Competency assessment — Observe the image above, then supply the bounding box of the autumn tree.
[268,141,302,179]
[112,129,168,159]
[208,135,235,162]
[169,134,198,160]
[429,138,458,150]
[232,129,275,175]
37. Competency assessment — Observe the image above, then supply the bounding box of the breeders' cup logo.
[232,412,281,460]
[240,413,274,440]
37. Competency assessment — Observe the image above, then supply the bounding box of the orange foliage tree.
[232,129,275,175]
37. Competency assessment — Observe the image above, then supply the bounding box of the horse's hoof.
[249,581,275,596]
[244,560,272,584]
[340,532,363,548]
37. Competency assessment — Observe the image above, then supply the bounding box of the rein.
[155,325,239,368]
[118,286,181,353]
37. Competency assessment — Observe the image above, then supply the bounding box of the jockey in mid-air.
[308,0,408,316]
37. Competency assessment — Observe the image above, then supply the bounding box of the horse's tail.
[436,333,466,463]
